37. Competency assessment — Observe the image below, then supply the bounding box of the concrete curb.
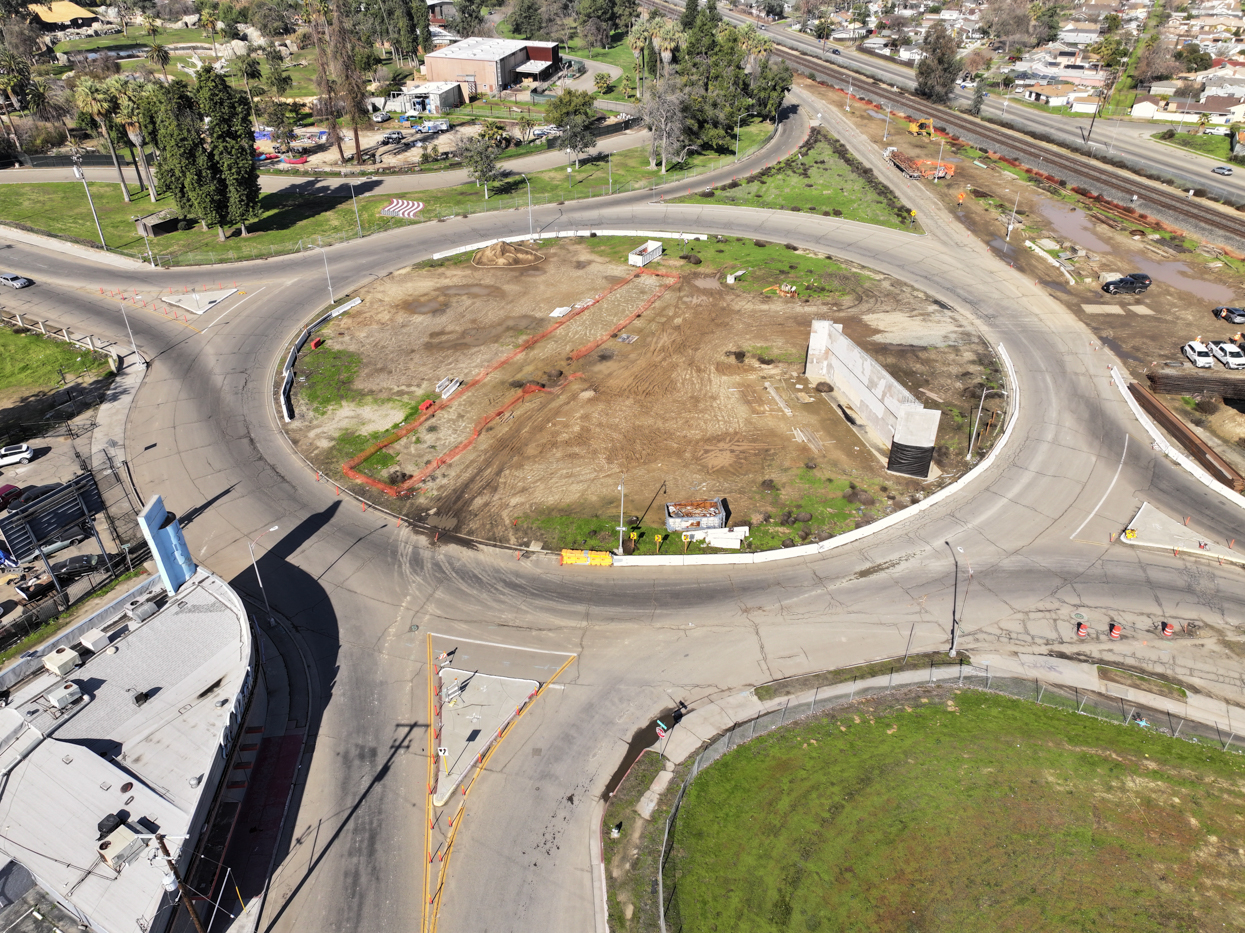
[0,222,151,270]
[1110,365,1245,511]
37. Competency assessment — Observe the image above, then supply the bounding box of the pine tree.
[915,23,959,104]
[153,79,220,229]
[412,0,432,59]
[680,0,699,33]
[197,66,261,238]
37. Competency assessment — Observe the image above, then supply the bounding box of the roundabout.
[5,99,1245,933]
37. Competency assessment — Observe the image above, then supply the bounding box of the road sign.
[655,720,668,738]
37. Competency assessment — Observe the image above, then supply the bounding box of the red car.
[0,485,21,509]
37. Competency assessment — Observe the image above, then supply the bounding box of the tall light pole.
[1005,190,1021,243]
[317,246,334,302]
[1108,113,1123,153]
[968,388,1007,461]
[519,172,533,240]
[119,301,145,367]
[348,179,362,239]
[883,105,891,141]
[73,153,107,252]
[615,475,626,555]
[944,541,970,658]
[248,525,278,621]
[735,111,757,162]
[934,135,945,182]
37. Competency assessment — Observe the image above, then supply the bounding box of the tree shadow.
[245,178,388,235]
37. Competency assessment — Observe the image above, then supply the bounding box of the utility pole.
[156,835,208,933]
[945,541,959,657]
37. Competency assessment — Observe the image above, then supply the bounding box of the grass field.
[664,688,1245,933]
[678,128,921,232]
[0,328,109,396]
[1152,130,1231,162]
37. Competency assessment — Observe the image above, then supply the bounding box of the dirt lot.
[286,238,998,547]
[798,77,1245,476]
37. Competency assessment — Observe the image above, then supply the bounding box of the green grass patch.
[1097,665,1188,700]
[755,652,969,701]
[667,687,1245,933]
[55,27,206,52]
[297,348,362,415]
[680,128,919,232]
[0,328,109,395]
[1152,130,1231,161]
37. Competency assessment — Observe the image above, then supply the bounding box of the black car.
[831,48,842,54]
[8,484,60,511]
[1101,273,1151,295]
[49,552,114,581]
[1215,306,1245,324]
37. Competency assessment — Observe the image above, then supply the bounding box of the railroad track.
[639,0,1245,245]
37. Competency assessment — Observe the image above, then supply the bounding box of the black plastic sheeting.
[887,441,933,478]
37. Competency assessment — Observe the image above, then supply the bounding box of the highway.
[4,97,1245,933]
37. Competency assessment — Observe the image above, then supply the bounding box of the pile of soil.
[472,240,544,268]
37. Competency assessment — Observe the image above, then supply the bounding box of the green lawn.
[0,121,775,264]
[56,27,208,52]
[667,688,1245,933]
[1152,130,1231,161]
[678,128,920,232]
[0,328,109,395]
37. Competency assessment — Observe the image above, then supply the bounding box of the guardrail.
[280,297,361,422]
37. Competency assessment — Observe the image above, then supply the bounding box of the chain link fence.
[655,664,1245,933]
[0,457,149,657]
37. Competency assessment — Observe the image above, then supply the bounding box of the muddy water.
[1035,197,1234,303]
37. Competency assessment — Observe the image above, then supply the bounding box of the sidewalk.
[0,223,150,270]
[90,358,147,471]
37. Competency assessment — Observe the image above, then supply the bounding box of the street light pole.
[1005,190,1021,243]
[118,301,145,367]
[248,525,278,621]
[883,106,891,141]
[735,110,757,162]
[73,155,107,252]
[616,475,626,555]
[348,179,362,239]
[944,542,961,657]
[318,246,334,302]
[934,136,945,182]
[519,172,533,240]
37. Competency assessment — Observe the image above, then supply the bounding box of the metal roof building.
[0,566,255,933]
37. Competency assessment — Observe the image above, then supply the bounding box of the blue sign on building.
[137,495,197,594]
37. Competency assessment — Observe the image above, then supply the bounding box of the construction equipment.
[884,148,952,180]
[908,118,933,137]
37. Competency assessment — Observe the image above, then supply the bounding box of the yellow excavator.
[908,118,934,137]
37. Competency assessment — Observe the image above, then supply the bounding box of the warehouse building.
[424,37,561,97]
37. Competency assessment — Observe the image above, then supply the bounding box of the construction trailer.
[665,498,727,533]
[628,240,663,267]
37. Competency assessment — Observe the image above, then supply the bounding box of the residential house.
[1129,93,1164,118]
[1026,82,1077,106]
[1131,94,1245,123]
[1058,21,1103,45]
[1069,94,1100,113]
[1147,79,1183,96]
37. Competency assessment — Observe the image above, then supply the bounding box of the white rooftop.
[0,568,251,933]
[426,36,555,61]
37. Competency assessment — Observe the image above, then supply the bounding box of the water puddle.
[1035,201,1110,253]
[1127,258,1233,303]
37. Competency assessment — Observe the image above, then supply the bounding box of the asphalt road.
[4,97,1245,933]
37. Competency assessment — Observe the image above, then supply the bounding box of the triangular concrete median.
[1122,501,1245,566]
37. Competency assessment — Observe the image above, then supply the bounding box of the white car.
[1183,341,1215,368]
[371,111,391,123]
[0,273,32,289]
[0,444,33,467]
[1209,340,1245,369]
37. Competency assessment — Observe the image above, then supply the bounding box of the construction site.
[282,237,998,549]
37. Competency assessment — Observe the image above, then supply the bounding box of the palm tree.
[0,51,29,114]
[237,49,263,129]
[26,78,75,147]
[142,13,160,38]
[267,60,293,99]
[200,10,220,58]
[655,21,682,78]
[146,43,171,82]
[109,77,157,201]
[73,77,131,202]
[627,21,650,98]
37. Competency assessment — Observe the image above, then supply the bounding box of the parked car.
[0,273,32,289]
[0,484,21,508]
[371,111,391,123]
[1213,165,1233,175]
[1214,306,1245,324]
[381,130,405,144]
[1208,340,1245,369]
[49,552,114,581]
[14,574,56,603]
[8,483,60,510]
[1101,273,1151,295]
[0,444,33,467]
[1183,340,1215,368]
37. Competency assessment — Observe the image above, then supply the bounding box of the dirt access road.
[286,237,995,546]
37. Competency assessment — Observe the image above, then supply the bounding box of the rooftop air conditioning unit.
[80,629,110,653]
[131,601,159,623]
[98,824,146,871]
[43,647,80,677]
[48,682,82,710]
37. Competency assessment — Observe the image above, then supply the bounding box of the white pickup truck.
[1207,340,1245,370]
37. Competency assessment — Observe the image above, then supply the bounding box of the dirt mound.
[472,240,544,268]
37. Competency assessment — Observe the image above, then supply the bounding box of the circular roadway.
[3,103,1244,933]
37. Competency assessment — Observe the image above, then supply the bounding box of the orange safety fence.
[340,267,680,497]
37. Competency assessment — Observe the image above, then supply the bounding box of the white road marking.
[428,632,577,656]
[1070,433,1129,540]
[203,285,266,330]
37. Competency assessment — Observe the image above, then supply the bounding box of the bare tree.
[982,0,1031,51]
[1136,39,1178,85]
[638,74,694,173]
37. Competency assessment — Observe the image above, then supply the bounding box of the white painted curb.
[613,342,1020,566]
[431,230,708,260]
[1110,366,1245,509]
